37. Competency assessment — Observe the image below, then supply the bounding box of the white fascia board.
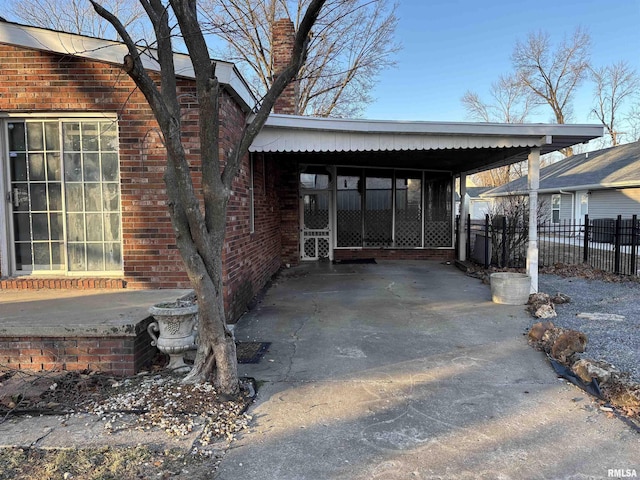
[262,114,603,138]
[0,21,256,111]
[484,182,640,197]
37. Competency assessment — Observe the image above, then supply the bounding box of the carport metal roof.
[250,115,604,174]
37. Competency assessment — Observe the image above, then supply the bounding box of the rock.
[534,304,557,319]
[572,358,613,385]
[551,292,571,304]
[528,292,550,306]
[528,321,555,342]
[551,330,588,363]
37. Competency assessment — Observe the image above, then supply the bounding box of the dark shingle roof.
[485,141,640,196]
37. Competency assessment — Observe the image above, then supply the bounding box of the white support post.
[527,148,540,293]
[458,173,467,261]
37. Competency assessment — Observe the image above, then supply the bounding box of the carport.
[250,115,603,292]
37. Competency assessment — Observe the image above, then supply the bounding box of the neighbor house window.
[7,118,122,274]
[551,194,561,223]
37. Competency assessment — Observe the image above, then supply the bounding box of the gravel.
[538,274,640,383]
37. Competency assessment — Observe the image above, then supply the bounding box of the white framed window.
[4,118,122,274]
[551,194,561,224]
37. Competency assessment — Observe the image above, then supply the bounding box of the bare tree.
[512,27,591,155]
[462,74,537,187]
[591,61,639,146]
[462,73,538,124]
[91,0,325,393]
[9,0,147,41]
[200,0,399,117]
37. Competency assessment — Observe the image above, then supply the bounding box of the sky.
[0,0,638,128]
[363,0,640,125]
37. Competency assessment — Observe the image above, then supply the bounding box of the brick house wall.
[0,44,283,322]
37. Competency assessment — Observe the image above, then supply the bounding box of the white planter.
[148,302,198,372]
[490,272,530,305]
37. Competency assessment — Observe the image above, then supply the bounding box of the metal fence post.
[484,214,490,268]
[614,215,622,274]
[583,214,589,263]
[631,214,638,275]
[466,214,471,261]
[501,215,507,268]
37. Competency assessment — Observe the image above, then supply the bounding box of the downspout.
[558,189,575,223]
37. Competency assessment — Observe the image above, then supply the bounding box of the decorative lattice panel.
[395,207,422,247]
[337,210,362,247]
[318,238,330,258]
[425,221,452,247]
[303,238,316,258]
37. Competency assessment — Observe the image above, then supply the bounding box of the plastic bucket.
[490,272,530,305]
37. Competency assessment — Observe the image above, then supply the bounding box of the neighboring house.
[483,142,640,224]
[0,20,603,322]
[465,187,494,219]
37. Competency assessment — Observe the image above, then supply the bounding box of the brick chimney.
[272,18,299,115]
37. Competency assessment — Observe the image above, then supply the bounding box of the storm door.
[300,167,332,260]
[6,119,122,274]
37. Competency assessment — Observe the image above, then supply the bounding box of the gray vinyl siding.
[589,188,640,219]
[540,193,572,222]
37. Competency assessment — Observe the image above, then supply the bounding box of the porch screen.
[424,173,453,247]
[336,169,362,247]
[395,172,422,247]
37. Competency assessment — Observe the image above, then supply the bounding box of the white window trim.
[2,116,124,276]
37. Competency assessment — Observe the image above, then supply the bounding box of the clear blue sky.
[363,0,640,124]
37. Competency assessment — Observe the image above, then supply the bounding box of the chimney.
[272,18,298,115]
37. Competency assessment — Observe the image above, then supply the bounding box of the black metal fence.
[457,214,640,277]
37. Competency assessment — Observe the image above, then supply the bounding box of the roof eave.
[0,20,257,111]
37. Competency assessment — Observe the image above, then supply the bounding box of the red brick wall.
[0,44,284,322]
[271,19,298,115]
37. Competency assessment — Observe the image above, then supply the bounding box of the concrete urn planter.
[490,272,531,305]
[148,301,198,372]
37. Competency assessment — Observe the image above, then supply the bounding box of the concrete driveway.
[217,261,638,479]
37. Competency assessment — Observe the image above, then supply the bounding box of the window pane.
[64,153,82,181]
[104,213,120,241]
[105,243,122,270]
[30,184,47,211]
[87,243,105,270]
[82,122,100,151]
[85,213,103,241]
[15,243,32,270]
[84,183,102,212]
[33,243,51,270]
[13,213,31,242]
[12,184,30,211]
[65,184,84,212]
[51,242,64,269]
[47,153,61,181]
[63,122,81,151]
[28,153,45,181]
[67,243,85,271]
[103,183,119,211]
[50,213,63,240]
[101,153,118,181]
[31,213,49,240]
[67,213,85,241]
[48,183,62,211]
[26,123,44,150]
[100,122,118,151]
[10,153,28,181]
[44,122,60,150]
[83,153,100,181]
[8,122,26,151]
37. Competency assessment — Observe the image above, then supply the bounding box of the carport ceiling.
[250,115,604,175]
